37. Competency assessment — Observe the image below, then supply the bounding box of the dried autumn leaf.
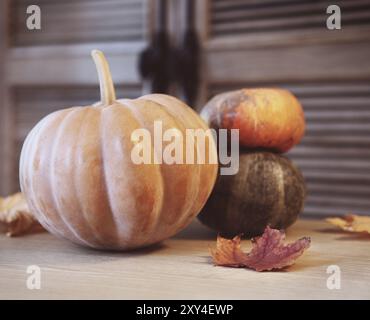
[326,214,370,234]
[211,226,311,272]
[0,193,44,236]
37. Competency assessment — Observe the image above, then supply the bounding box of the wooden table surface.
[0,218,369,299]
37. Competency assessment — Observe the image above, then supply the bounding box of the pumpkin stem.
[91,50,116,105]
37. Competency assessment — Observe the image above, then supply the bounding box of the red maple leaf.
[211,226,311,272]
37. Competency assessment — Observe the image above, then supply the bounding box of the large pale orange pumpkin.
[19,50,218,250]
[201,88,305,153]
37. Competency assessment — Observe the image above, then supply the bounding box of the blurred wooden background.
[0,0,370,217]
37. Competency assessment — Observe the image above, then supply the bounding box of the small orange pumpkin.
[19,50,217,250]
[201,88,305,153]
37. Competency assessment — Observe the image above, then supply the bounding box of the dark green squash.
[198,151,306,238]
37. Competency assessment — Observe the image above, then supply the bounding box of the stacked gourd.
[198,88,306,238]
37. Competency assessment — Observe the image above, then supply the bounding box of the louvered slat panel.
[209,81,370,217]
[210,0,370,37]
[10,86,142,192]
[10,0,146,46]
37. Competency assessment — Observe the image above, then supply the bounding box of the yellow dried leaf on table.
[0,193,44,237]
[326,214,370,234]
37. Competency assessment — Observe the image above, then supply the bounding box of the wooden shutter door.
[195,0,370,217]
[0,0,154,195]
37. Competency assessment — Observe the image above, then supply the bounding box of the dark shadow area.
[174,219,217,240]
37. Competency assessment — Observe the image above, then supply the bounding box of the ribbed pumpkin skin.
[201,88,305,153]
[198,151,306,238]
[19,94,218,250]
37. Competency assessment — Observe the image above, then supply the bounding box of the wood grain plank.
[0,0,6,195]
[10,0,146,46]
[0,219,369,299]
[0,0,14,195]
[7,45,144,85]
[207,43,370,83]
